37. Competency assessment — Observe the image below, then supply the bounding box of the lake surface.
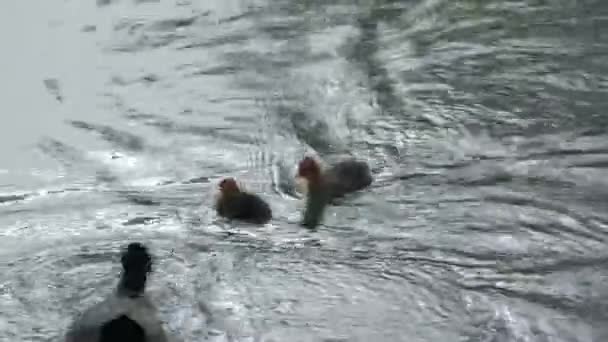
[1,0,608,341]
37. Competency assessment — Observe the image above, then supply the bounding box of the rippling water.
[2,0,608,341]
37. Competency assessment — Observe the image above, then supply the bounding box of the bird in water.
[65,242,171,342]
[296,156,372,229]
[215,177,272,224]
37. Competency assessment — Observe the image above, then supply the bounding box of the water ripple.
[2,0,608,341]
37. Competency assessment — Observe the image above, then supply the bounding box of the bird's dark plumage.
[216,178,272,224]
[100,315,146,342]
[323,159,373,199]
[297,157,372,229]
[64,242,170,342]
[119,242,152,297]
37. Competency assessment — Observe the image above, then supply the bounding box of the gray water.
[1,0,608,341]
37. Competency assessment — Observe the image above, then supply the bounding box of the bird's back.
[218,192,272,224]
[65,294,169,342]
[325,160,372,197]
[100,315,146,342]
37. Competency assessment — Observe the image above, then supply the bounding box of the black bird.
[215,178,272,224]
[65,242,171,342]
[296,156,372,229]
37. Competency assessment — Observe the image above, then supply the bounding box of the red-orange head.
[219,178,240,195]
[297,156,321,180]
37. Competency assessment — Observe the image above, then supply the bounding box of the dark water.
[1,0,608,341]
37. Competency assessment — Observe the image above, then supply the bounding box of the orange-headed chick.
[296,156,372,229]
[215,178,272,224]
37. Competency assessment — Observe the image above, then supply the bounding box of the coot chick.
[65,242,170,342]
[215,178,272,224]
[296,156,372,229]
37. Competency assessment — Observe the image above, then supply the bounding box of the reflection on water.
[1,0,608,341]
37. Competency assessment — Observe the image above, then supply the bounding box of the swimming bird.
[65,242,170,342]
[296,156,372,229]
[215,178,272,224]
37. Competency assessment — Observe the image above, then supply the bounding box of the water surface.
[1,0,608,341]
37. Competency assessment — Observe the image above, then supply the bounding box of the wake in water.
[1,0,608,341]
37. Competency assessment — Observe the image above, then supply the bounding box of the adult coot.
[65,242,170,342]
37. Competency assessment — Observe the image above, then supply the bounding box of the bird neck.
[117,270,147,298]
[305,173,325,191]
[302,180,330,229]
[222,189,241,198]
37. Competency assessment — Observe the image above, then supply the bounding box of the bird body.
[215,178,272,224]
[65,243,171,342]
[297,156,372,229]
